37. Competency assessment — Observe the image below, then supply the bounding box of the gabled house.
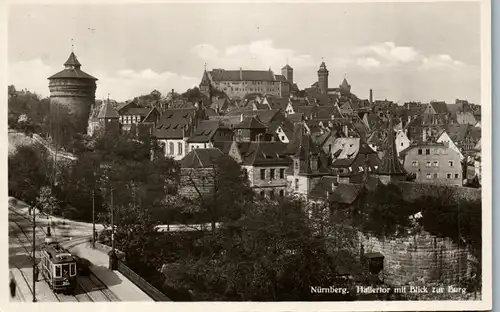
[331,140,380,184]
[442,124,481,152]
[186,120,233,152]
[88,99,120,136]
[233,116,269,142]
[154,108,203,160]
[117,101,161,132]
[210,96,232,114]
[435,130,465,161]
[423,101,449,115]
[400,143,462,186]
[228,141,290,199]
[262,96,290,111]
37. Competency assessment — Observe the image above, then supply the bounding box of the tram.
[40,239,77,294]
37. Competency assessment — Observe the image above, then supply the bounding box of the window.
[279,168,285,179]
[329,144,332,153]
[401,142,404,146]
[425,161,431,167]
[269,190,275,199]
[433,173,438,179]
[295,178,299,190]
[412,161,418,167]
[281,136,285,141]
[418,149,422,155]
[449,161,454,167]
[260,169,266,180]
[279,190,284,197]
[455,174,459,179]
[294,160,299,169]
[447,173,452,179]
[270,169,275,180]
[55,265,61,277]
[70,263,76,276]
[169,142,174,155]
[426,173,432,179]
[426,149,430,155]
[433,161,439,167]
[260,191,265,198]
[177,142,183,155]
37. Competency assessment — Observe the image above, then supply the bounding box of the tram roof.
[42,242,76,264]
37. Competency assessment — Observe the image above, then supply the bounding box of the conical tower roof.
[48,52,97,80]
[64,52,81,68]
[376,116,407,175]
[341,77,350,88]
[98,100,119,119]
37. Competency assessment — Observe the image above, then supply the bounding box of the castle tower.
[48,51,98,134]
[317,61,329,95]
[281,64,294,85]
[340,77,351,93]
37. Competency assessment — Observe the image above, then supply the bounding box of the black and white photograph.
[5,0,492,310]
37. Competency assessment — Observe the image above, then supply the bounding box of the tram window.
[55,265,61,277]
[70,263,76,276]
[62,264,69,276]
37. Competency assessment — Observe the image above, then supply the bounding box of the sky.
[8,2,481,104]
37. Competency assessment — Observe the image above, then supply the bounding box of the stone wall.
[358,229,470,286]
[179,168,215,199]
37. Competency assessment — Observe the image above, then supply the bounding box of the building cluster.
[47,52,483,205]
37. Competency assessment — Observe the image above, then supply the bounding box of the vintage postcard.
[2,0,492,311]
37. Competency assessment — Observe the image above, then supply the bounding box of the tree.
[36,186,60,216]
[8,144,51,205]
[180,154,254,230]
[162,198,360,301]
[181,87,204,104]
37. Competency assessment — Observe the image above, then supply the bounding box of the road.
[8,202,116,302]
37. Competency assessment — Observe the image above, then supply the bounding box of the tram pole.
[32,204,36,302]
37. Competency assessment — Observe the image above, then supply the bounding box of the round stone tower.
[317,61,329,95]
[48,52,98,134]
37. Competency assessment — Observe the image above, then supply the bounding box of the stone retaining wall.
[358,229,470,286]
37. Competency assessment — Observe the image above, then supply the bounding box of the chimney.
[407,115,411,126]
[240,113,244,122]
[240,67,243,80]
[171,89,175,108]
[422,128,427,142]
[369,89,373,104]
[343,124,349,137]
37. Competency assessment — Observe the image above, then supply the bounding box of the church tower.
[48,50,98,134]
[317,62,329,95]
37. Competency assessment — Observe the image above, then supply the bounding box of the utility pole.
[111,187,114,254]
[92,189,95,248]
[32,205,36,302]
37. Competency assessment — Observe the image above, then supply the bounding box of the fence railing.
[117,261,171,302]
[94,242,170,301]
